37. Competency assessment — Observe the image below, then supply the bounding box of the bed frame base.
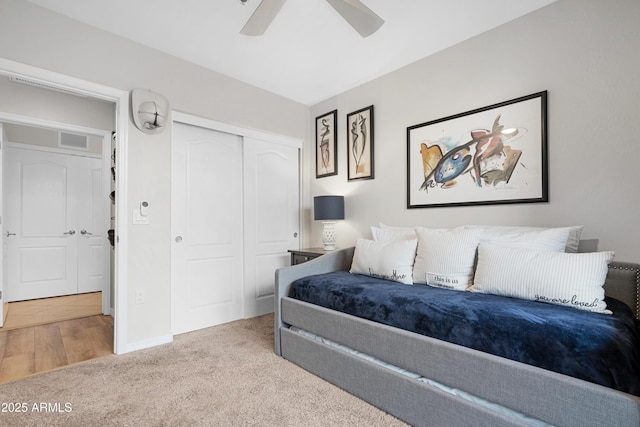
[275,247,640,427]
[281,328,531,427]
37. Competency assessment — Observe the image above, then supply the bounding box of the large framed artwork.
[407,91,547,209]
[347,105,374,181]
[316,110,338,178]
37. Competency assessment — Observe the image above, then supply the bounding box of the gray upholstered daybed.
[274,244,640,427]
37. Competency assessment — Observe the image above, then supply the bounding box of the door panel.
[21,161,68,237]
[77,159,104,293]
[6,148,78,301]
[172,123,244,335]
[243,138,299,317]
[19,247,67,282]
[187,258,233,307]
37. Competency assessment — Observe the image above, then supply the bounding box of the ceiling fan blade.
[240,0,288,36]
[325,0,384,37]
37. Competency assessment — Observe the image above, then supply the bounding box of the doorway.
[0,58,129,354]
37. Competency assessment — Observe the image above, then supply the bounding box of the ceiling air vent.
[59,132,88,150]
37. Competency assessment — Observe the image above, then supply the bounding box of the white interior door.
[243,137,299,317]
[5,147,78,301]
[172,123,244,335]
[5,147,104,301]
[76,155,105,294]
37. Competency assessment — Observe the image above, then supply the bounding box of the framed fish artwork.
[316,110,338,178]
[406,91,548,208]
[347,105,375,181]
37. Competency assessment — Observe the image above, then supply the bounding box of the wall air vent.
[9,76,88,98]
[59,132,88,150]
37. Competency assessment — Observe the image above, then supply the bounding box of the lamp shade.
[314,196,345,221]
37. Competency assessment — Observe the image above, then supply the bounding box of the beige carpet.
[0,314,406,426]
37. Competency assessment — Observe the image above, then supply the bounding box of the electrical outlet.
[135,290,145,304]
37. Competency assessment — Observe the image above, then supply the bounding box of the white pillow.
[465,225,583,253]
[382,223,584,253]
[413,227,482,290]
[471,244,614,313]
[370,226,416,242]
[379,223,414,232]
[377,223,447,240]
[350,238,418,285]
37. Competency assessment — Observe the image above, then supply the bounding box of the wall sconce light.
[131,88,169,134]
[314,195,345,251]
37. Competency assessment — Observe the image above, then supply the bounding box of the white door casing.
[5,146,104,301]
[243,137,299,317]
[171,123,244,334]
[0,58,128,353]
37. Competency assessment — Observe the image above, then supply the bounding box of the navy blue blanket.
[289,271,640,395]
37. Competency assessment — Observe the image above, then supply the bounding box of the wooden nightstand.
[288,248,326,265]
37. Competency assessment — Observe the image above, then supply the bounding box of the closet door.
[5,147,79,301]
[171,123,244,334]
[243,137,299,317]
[76,155,105,294]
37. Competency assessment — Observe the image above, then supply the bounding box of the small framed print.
[347,105,374,181]
[316,110,338,178]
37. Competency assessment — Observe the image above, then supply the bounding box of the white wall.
[0,0,309,348]
[309,0,640,262]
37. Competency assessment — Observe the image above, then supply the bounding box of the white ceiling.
[27,0,557,106]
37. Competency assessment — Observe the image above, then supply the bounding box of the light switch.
[133,209,149,225]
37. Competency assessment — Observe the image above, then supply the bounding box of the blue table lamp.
[314,195,345,251]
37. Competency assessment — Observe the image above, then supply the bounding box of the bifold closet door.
[171,123,244,335]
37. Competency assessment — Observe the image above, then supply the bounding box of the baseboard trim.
[123,334,173,353]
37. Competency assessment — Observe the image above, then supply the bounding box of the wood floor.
[0,293,113,384]
[1,292,103,331]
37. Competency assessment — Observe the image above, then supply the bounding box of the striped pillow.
[370,226,417,242]
[413,227,482,290]
[471,244,615,313]
[476,226,571,252]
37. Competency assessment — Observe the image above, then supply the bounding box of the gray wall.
[309,0,640,262]
[0,76,115,131]
[0,0,308,348]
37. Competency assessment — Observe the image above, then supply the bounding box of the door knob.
[175,236,183,243]
[80,230,93,235]
[5,231,16,238]
[63,230,76,235]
